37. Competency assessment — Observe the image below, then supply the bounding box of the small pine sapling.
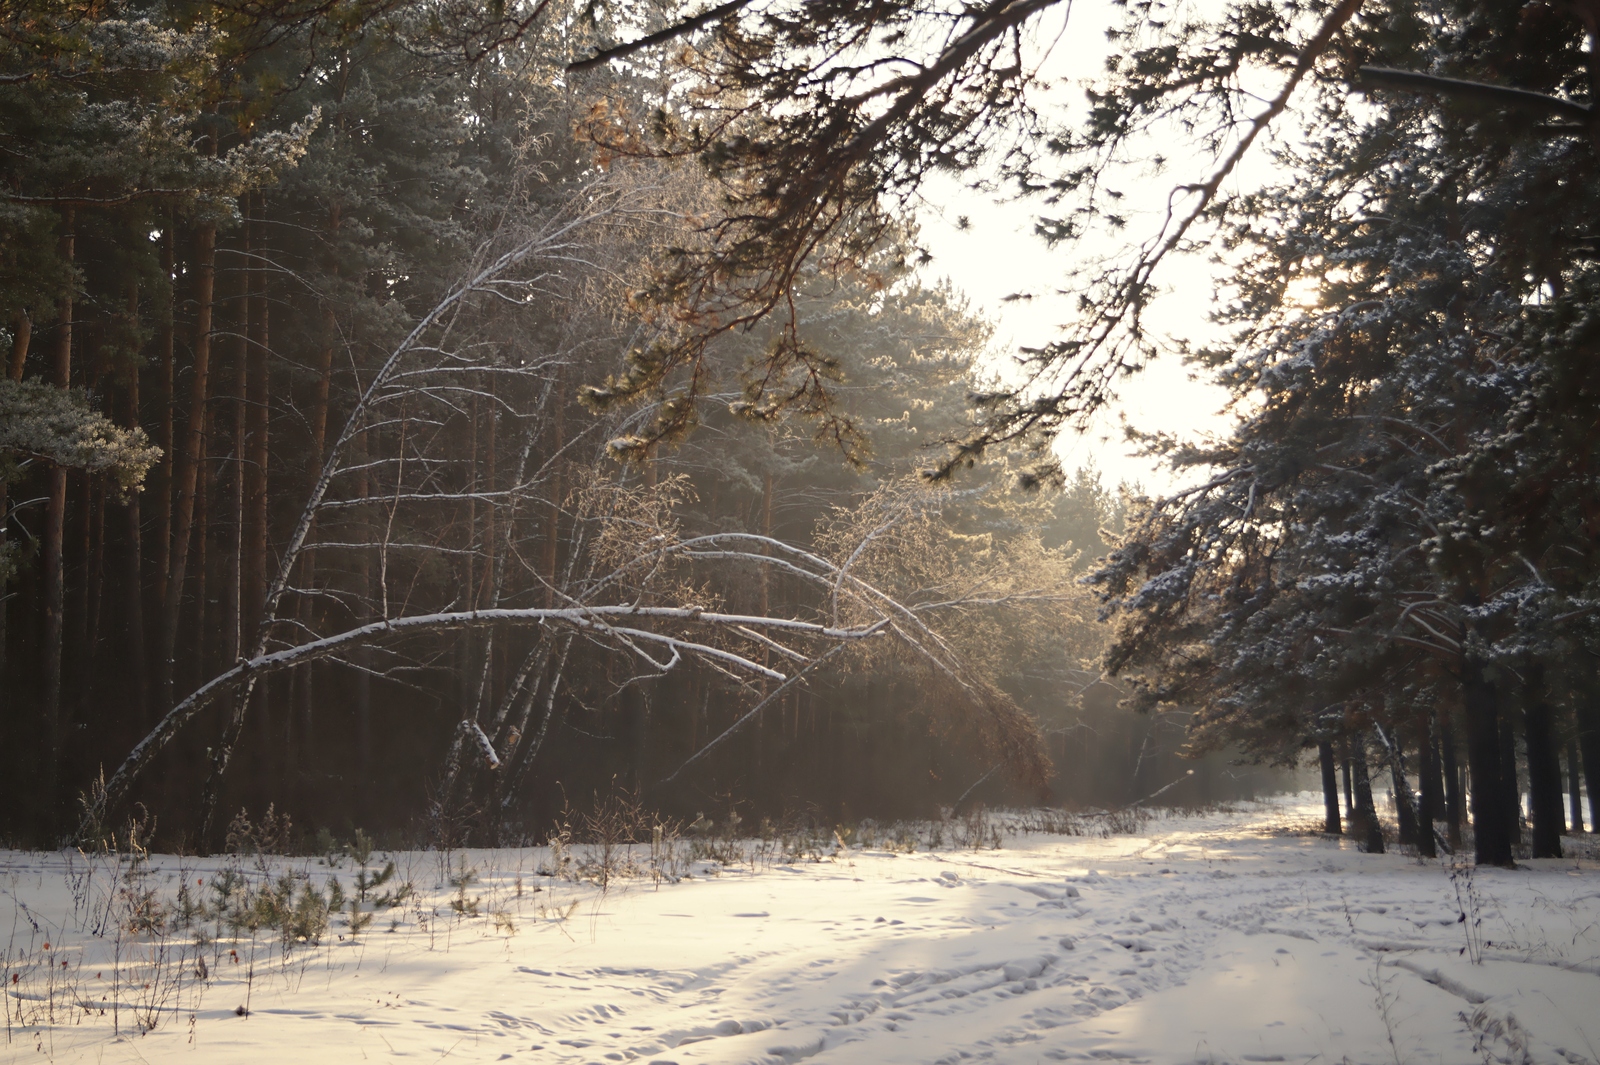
[346,901,373,938]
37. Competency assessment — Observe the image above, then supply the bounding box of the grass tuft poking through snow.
[3,795,1598,1063]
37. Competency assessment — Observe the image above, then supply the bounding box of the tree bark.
[1350,735,1385,854]
[123,320,147,721]
[1386,735,1424,853]
[1521,664,1564,858]
[7,310,29,381]
[1341,740,1353,817]
[225,226,248,671]
[244,195,270,768]
[41,210,74,832]
[152,227,175,718]
[543,370,563,607]
[1419,711,1444,854]
[1568,738,1585,833]
[1440,708,1464,850]
[0,310,22,673]
[1319,740,1341,834]
[1462,656,1514,865]
[1500,708,1522,849]
[161,222,216,712]
[1578,700,1600,833]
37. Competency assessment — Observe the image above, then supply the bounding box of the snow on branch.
[82,603,891,836]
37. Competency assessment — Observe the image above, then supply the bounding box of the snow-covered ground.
[4,795,1598,1064]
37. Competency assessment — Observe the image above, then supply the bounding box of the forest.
[1,0,1597,877]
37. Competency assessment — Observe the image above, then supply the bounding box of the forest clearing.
[3,795,1598,1065]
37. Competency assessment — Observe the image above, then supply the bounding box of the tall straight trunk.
[1319,740,1341,834]
[760,466,774,616]
[161,222,216,711]
[1342,740,1354,817]
[292,260,340,796]
[1386,736,1425,853]
[123,308,147,719]
[1418,712,1444,854]
[195,399,213,691]
[7,310,29,380]
[1462,656,1514,865]
[149,235,174,729]
[153,227,175,684]
[1499,710,1522,849]
[74,324,102,690]
[296,282,340,778]
[1581,700,1600,831]
[1350,736,1385,854]
[0,478,6,677]
[84,476,104,687]
[1,311,30,672]
[1521,664,1564,858]
[354,418,372,785]
[1568,739,1585,833]
[543,370,563,607]
[243,195,270,738]
[1440,708,1464,850]
[41,210,74,832]
[224,218,252,670]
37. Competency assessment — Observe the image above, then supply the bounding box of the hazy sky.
[913,0,1247,495]
[918,192,1233,494]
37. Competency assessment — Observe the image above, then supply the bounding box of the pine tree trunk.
[194,394,212,693]
[1350,736,1385,854]
[41,211,74,833]
[84,475,104,695]
[760,466,773,617]
[1319,740,1341,834]
[1387,738,1422,851]
[7,310,29,380]
[1341,740,1353,817]
[244,196,270,767]
[543,370,563,607]
[161,222,216,712]
[353,416,372,798]
[1499,710,1522,850]
[1580,703,1600,832]
[225,229,248,671]
[1568,739,1585,833]
[0,478,7,678]
[1418,712,1443,855]
[1440,708,1464,850]
[1462,656,1514,865]
[124,284,147,720]
[152,228,175,725]
[1521,665,1564,858]
[1,312,30,674]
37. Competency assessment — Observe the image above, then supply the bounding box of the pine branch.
[1355,66,1593,124]
[568,0,758,72]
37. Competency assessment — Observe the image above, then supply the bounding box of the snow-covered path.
[5,797,1599,1064]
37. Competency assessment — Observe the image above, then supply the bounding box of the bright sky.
[914,0,1243,495]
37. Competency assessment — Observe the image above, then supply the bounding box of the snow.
[4,795,1598,1064]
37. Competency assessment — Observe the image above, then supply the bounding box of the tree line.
[4,0,1226,849]
[11,0,1581,866]
[557,0,1600,866]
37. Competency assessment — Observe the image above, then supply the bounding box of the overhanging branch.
[568,0,757,72]
[1355,65,1593,124]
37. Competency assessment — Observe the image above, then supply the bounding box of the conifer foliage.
[1,0,1126,847]
[566,0,1599,862]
